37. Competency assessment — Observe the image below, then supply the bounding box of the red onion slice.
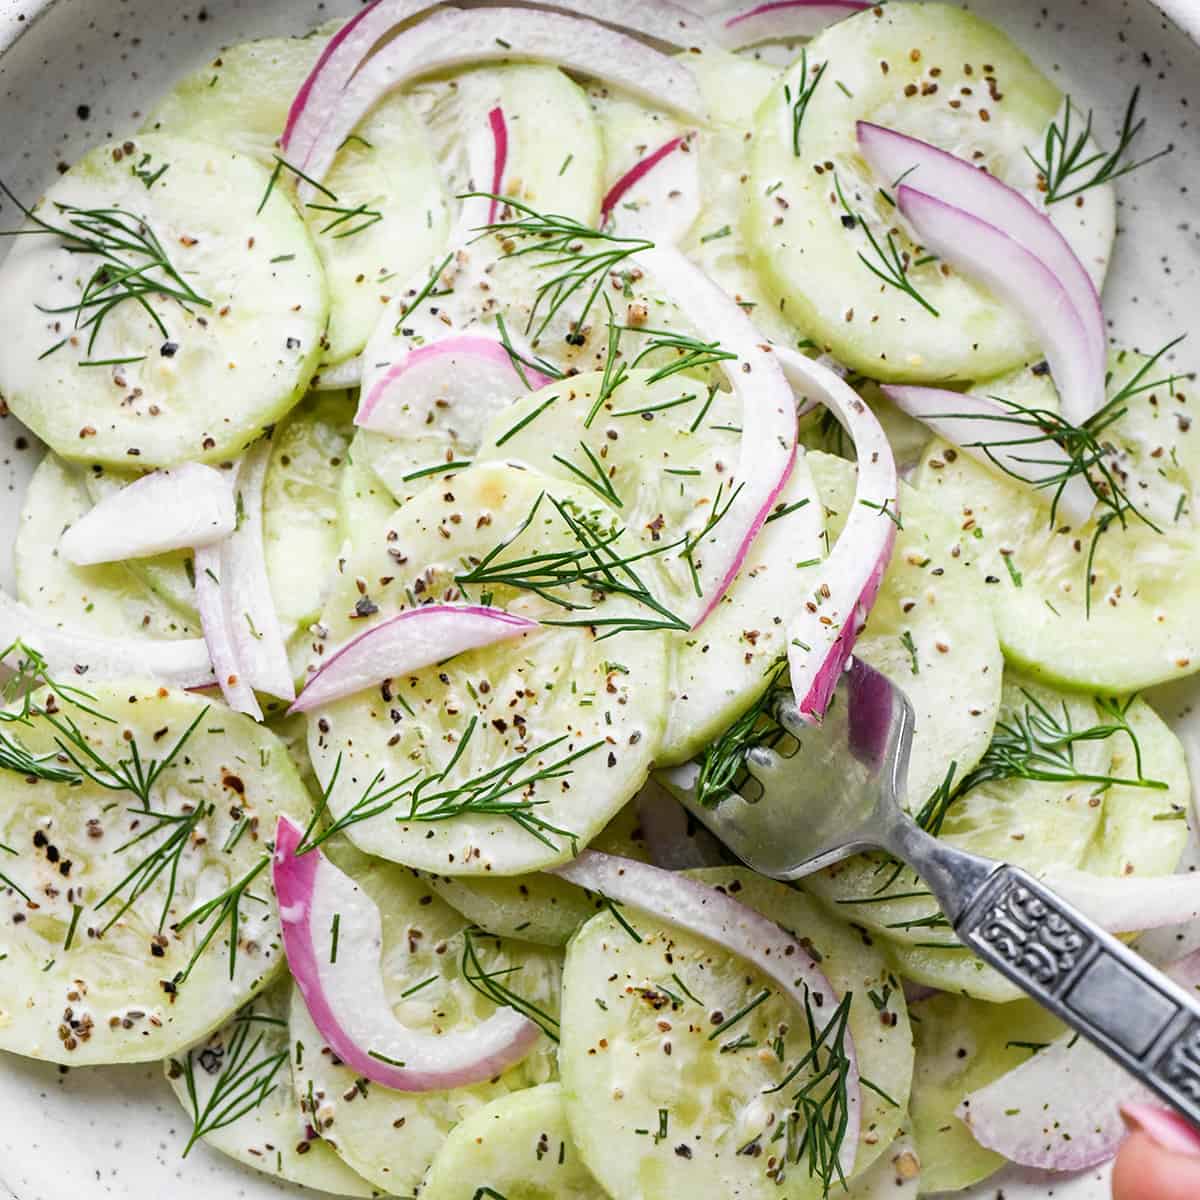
[486,106,509,225]
[295,8,708,199]
[858,123,1106,425]
[552,850,861,1176]
[715,0,868,48]
[274,816,541,1092]
[896,185,1102,428]
[1043,867,1200,934]
[225,442,295,704]
[774,347,898,723]
[881,384,1097,528]
[959,949,1200,1171]
[636,247,797,629]
[194,541,262,720]
[635,781,726,870]
[601,134,700,244]
[356,335,554,439]
[59,464,235,566]
[291,604,538,714]
[0,591,215,690]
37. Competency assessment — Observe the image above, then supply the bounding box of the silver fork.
[664,656,1200,1128]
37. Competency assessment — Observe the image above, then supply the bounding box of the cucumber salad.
[0,2,1194,1197]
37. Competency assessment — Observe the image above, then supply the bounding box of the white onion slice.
[296,8,708,198]
[774,346,898,722]
[225,442,295,703]
[274,816,541,1092]
[194,541,262,720]
[896,185,1101,429]
[552,850,861,1176]
[636,247,797,628]
[881,384,1096,528]
[858,123,1106,425]
[291,604,538,714]
[1043,867,1200,934]
[356,334,555,439]
[0,591,215,690]
[312,354,364,391]
[602,134,701,244]
[59,464,235,566]
[959,949,1200,1171]
[475,0,705,46]
[714,0,868,48]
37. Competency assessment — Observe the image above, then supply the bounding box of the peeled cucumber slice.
[16,453,200,642]
[913,347,1200,691]
[0,682,313,1065]
[426,799,650,946]
[885,942,1022,1005]
[422,1082,606,1200]
[558,869,914,1200]
[744,3,1114,382]
[909,992,1065,1193]
[809,451,1003,810]
[288,854,560,1194]
[0,134,328,467]
[263,389,356,654]
[145,34,450,367]
[164,978,378,1196]
[305,461,669,875]
[474,370,827,766]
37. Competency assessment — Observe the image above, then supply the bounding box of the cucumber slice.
[145,34,451,366]
[337,440,402,552]
[16,453,199,642]
[473,370,827,766]
[912,348,1200,691]
[744,3,1114,382]
[426,799,650,946]
[558,869,913,1199]
[804,675,1111,948]
[1080,697,1190,878]
[0,682,313,1065]
[842,1125,920,1199]
[264,390,357,650]
[909,993,1064,1193]
[884,942,1022,1004]
[164,978,378,1196]
[288,854,560,1194]
[423,1082,606,1200]
[414,64,604,226]
[0,134,327,468]
[681,50,804,347]
[305,461,669,875]
[809,451,1003,810]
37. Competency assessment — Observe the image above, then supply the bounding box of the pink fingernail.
[1122,1103,1200,1158]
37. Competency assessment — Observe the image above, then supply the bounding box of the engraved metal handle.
[895,815,1200,1126]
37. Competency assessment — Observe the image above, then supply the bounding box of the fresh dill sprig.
[0,181,212,361]
[305,199,384,240]
[455,492,691,638]
[464,193,653,341]
[928,336,1184,613]
[460,926,560,1041]
[552,441,624,508]
[694,660,791,808]
[832,171,940,318]
[172,1009,289,1156]
[1027,87,1172,205]
[915,689,1166,837]
[0,841,32,903]
[494,311,563,390]
[171,854,271,989]
[296,754,422,853]
[764,989,855,1195]
[257,154,337,215]
[784,49,828,158]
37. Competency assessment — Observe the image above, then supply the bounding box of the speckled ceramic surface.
[0,1,1198,1197]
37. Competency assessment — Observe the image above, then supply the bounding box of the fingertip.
[1113,1130,1200,1200]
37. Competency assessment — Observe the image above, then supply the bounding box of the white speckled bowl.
[0,2,1198,1198]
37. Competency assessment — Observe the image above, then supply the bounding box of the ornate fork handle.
[952,864,1200,1122]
